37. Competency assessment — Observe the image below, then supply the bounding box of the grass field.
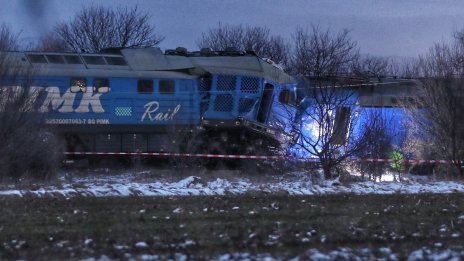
[1,193,464,260]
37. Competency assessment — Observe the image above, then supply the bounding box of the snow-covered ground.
[1,169,464,197]
[213,247,464,261]
[3,170,464,261]
[79,246,464,261]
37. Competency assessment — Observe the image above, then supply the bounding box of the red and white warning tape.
[359,159,463,164]
[63,151,463,164]
[64,151,287,160]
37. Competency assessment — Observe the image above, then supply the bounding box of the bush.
[0,68,62,183]
[352,111,394,180]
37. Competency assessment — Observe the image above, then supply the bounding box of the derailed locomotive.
[4,47,299,159]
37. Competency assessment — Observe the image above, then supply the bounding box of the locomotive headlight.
[98,87,110,93]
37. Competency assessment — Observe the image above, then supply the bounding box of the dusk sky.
[2,0,464,58]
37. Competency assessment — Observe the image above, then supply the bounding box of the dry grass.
[1,193,464,260]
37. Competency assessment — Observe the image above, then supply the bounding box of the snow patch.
[135,241,148,248]
[2,172,464,197]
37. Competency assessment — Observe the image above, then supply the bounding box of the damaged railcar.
[1,47,299,159]
[292,76,423,160]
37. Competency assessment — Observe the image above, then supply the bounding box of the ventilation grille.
[240,76,260,93]
[199,78,211,92]
[239,98,256,113]
[115,107,132,117]
[217,75,236,91]
[214,94,233,112]
[199,77,211,114]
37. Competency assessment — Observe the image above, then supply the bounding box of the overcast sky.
[2,0,464,58]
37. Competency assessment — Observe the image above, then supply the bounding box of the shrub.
[0,58,62,182]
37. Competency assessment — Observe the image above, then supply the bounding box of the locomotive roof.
[1,47,294,84]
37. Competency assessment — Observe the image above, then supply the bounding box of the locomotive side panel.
[41,77,200,127]
[36,75,201,153]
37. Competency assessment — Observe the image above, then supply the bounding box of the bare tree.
[287,27,367,179]
[400,38,464,175]
[196,24,289,64]
[289,26,359,77]
[396,57,421,78]
[0,24,61,182]
[417,42,460,77]
[0,23,19,51]
[291,78,374,180]
[55,5,164,53]
[0,52,62,182]
[351,55,390,78]
[412,78,463,175]
[34,32,69,52]
[352,110,394,180]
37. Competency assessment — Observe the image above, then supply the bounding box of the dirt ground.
[1,193,464,260]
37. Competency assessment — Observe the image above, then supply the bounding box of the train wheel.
[181,132,208,168]
[203,140,227,170]
[240,138,279,174]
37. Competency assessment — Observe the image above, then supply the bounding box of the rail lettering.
[141,101,181,122]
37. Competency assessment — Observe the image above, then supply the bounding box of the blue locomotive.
[2,46,423,167]
[5,47,299,157]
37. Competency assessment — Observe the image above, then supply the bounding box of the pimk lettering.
[3,87,181,121]
[141,101,181,122]
[39,86,104,113]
